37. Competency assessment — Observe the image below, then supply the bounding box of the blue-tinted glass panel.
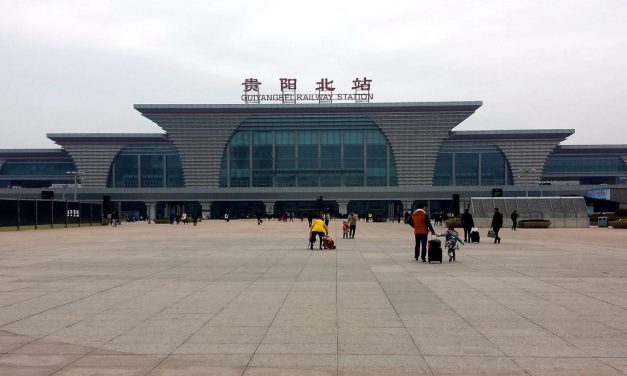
[230,132,250,187]
[344,172,364,186]
[0,161,76,176]
[320,173,341,187]
[115,155,138,187]
[166,155,184,187]
[298,173,318,187]
[276,174,296,187]
[433,153,453,186]
[140,155,163,187]
[481,152,505,185]
[455,153,479,185]
[218,118,399,187]
[298,131,318,169]
[544,156,626,173]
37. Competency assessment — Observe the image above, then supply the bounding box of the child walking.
[439,225,464,262]
[342,221,349,239]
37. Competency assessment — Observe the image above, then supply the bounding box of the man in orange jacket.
[411,203,436,262]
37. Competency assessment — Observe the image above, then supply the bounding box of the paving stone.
[1,221,627,374]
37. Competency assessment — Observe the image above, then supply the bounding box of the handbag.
[487,229,496,238]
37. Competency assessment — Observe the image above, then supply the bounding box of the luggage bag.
[428,238,442,263]
[470,230,480,243]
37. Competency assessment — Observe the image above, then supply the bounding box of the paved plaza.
[1,219,627,375]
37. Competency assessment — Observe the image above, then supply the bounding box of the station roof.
[450,129,575,140]
[47,133,169,143]
[134,101,483,115]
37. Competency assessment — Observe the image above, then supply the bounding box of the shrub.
[445,217,461,228]
[610,219,627,229]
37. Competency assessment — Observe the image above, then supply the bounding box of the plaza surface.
[1,220,627,376]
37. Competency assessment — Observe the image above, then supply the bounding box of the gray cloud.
[1,0,626,148]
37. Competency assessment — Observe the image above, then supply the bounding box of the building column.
[145,202,157,224]
[337,201,349,216]
[263,201,275,216]
[199,201,212,220]
[402,201,413,213]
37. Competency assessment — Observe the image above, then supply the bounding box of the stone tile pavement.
[1,219,627,375]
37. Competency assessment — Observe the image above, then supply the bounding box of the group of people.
[170,212,199,225]
[410,204,520,262]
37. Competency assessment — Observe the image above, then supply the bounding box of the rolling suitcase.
[470,229,480,243]
[428,238,442,263]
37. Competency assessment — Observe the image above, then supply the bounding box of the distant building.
[1,102,626,218]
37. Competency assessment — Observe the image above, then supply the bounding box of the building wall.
[139,104,480,187]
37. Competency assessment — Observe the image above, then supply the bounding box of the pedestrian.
[460,208,475,243]
[224,213,229,222]
[181,212,187,224]
[256,212,263,225]
[192,212,198,226]
[348,211,357,238]
[397,212,402,223]
[324,212,330,226]
[491,208,503,244]
[309,215,328,250]
[433,211,441,227]
[307,212,313,227]
[411,203,436,262]
[511,210,519,231]
[342,221,349,239]
[176,213,180,225]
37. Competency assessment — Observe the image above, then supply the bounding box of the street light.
[65,170,84,201]
[514,168,539,197]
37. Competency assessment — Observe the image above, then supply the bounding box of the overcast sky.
[1,0,626,148]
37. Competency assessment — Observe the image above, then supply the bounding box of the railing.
[0,198,102,230]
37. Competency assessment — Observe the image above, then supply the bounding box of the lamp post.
[65,170,84,201]
[515,168,539,197]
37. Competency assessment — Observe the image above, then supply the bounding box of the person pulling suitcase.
[408,203,436,262]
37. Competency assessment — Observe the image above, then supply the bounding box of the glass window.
[230,132,250,187]
[298,173,318,187]
[166,155,184,187]
[276,131,295,170]
[218,122,398,188]
[433,153,453,186]
[455,153,479,186]
[320,173,341,187]
[481,152,505,185]
[115,155,138,188]
[276,174,296,187]
[298,131,318,169]
[140,155,163,187]
[344,172,364,186]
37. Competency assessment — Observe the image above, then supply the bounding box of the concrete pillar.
[199,201,212,220]
[402,201,413,213]
[145,202,157,224]
[263,201,275,216]
[337,201,349,216]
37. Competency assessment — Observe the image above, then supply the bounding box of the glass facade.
[0,158,77,188]
[219,116,398,188]
[0,159,76,176]
[433,142,512,186]
[107,144,184,188]
[542,155,627,184]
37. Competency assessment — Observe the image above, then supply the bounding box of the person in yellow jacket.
[309,215,328,250]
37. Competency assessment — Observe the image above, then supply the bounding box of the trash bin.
[598,216,608,227]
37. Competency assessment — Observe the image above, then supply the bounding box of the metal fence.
[0,198,102,230]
